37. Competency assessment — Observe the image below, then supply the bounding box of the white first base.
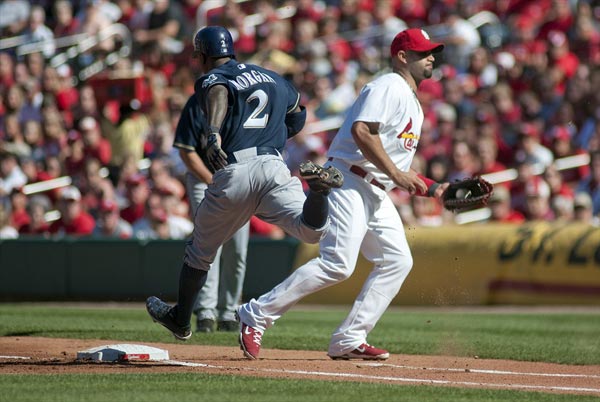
[77,344,169,362]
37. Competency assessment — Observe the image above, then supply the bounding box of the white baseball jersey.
[328,72,424,189]
[238,71,427,357]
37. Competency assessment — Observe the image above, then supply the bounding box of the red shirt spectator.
[547,31,580,94]
[9,189,30,231]
[79,116,111,165]
[120,173,150,224]
[19,199,51,236]
[49,186,95,236]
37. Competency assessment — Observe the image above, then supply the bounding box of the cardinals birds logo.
[397,118,420,150]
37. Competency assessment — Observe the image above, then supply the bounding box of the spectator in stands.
[447,140,477,182]
[551,194,574,222]
[336,0,359,33]
[576,151,600,216]
[0,52,15,93]
[132,192,191,239]
[64,130,85,176]
[544,163,574,201]
[4,82,41,125]
[571,3,600,64]
[476,135,506,176]
[524,178,555,221]
[18,156,39,185]
[52,0,80,38]
[147,157,185,200]
[373,0,407,48]
[546,126,588,184]
[79,116,112,167]
[23,120,46,162]
[0,152,28,201]
[465,47,498,89]
[133,0,184,54]
[573,192,597,225]
[547,30,579,95]
[510,157,537,215]
[92,198,133,239]
[79,157,116,217]
[518,90,543,122]
[77,0,115,54]
[488,185,525,223]
[156,185,188,221]
[409,196,444,227]
[71,85,101,124]
[440,10,481,72]
[8,188,29,231]
[49,186,95,236]
[537,0,573,41]
[491,83,522,143]
[25,5,55,58]
[107,100,150,180]
[19,196,50,236]
[532,74,564,123]
[120,172,149,225]
[1,113,30,159]
[0,203,18,239]
[514,122,554,172]
[426,154,450,184]
[0,0,30,37]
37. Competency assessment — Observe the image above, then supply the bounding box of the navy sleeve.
[173,95,206,152]
[284,80,301,114]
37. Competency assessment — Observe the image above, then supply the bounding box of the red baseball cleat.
[239,323,263,360]
[328,343,389,360]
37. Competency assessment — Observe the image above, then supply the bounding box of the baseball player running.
[237,28,450,360]
[146,26,343,340]
[173,93,250,333]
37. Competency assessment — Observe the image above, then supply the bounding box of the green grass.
[1,373,598,402]
[1,304,599,402]
[1,304,598,365]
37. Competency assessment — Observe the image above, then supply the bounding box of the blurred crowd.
[1,0,600,240]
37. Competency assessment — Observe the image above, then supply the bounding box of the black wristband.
[427,182,441,197]
[209,125,221,134]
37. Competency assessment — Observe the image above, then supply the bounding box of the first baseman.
[237,28,451,360]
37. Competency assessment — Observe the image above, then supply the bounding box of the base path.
[1,337,599,397]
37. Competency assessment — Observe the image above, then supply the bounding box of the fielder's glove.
[442,176,494,212]
[205,133,228,171]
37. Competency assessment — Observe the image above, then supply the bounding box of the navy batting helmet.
[192,26,235,59]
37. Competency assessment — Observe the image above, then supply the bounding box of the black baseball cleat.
[299,161,344,195]
[146,296,192,340]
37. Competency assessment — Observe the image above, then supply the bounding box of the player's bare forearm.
[179,149,213,184]
[206,84,228,133]
[351,121,426,194]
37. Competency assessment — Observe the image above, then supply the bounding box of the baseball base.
[77,344,169,362]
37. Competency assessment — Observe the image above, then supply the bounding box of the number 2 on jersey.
[243,89,269,128]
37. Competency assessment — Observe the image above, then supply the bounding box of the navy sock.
[302,190,329,229]
[173,263,207,327]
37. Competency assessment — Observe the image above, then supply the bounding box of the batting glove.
[205,133,228,171]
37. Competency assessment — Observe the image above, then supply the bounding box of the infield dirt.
[1,336,599,397]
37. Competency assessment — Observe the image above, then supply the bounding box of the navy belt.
[226,147,280,164]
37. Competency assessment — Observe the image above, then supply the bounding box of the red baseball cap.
[390,28,444,57]
[99,199,119,213]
